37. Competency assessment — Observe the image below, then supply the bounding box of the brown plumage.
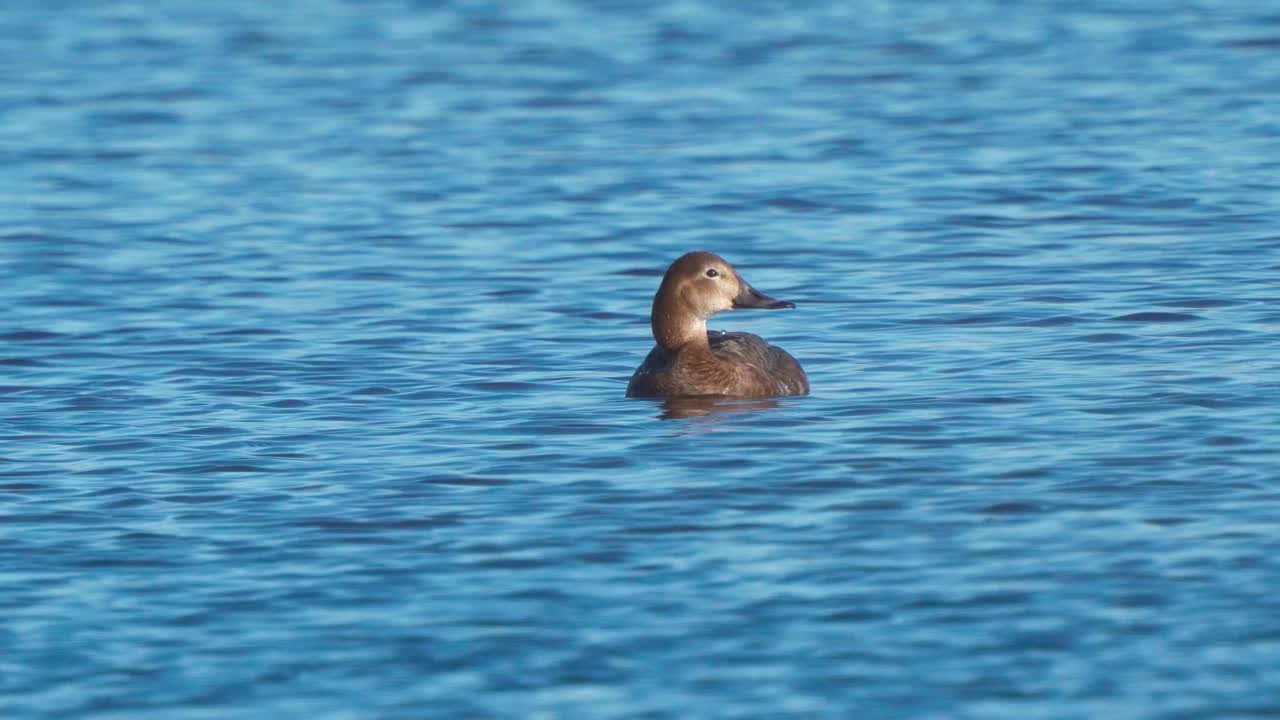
[625,252,809,399]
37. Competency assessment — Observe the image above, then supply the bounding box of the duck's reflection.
[657,396,780,420]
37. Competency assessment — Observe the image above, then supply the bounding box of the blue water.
[3,1,1280,717]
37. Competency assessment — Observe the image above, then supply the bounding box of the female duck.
[626,252,809,399]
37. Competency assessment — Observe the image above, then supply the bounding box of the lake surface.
[3,1,1280,717]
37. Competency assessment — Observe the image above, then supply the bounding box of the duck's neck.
[652,295,709,353]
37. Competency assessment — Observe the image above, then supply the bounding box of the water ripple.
[1,1,1279,718]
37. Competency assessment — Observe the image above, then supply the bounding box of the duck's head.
[650,251,795,349]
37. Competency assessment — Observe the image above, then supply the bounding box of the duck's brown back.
[709,331,809,396]
[626,331,808,398]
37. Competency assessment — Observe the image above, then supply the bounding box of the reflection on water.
[654,396,782,420]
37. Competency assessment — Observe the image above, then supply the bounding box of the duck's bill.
[733,282,795,310]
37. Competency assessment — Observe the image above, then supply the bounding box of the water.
[3,1,1280,717]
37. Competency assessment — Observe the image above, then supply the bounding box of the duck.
[626,251,809,399]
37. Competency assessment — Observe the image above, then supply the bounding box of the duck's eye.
[705,268,720,278]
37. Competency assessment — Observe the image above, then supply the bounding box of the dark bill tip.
[733,283,796,310]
